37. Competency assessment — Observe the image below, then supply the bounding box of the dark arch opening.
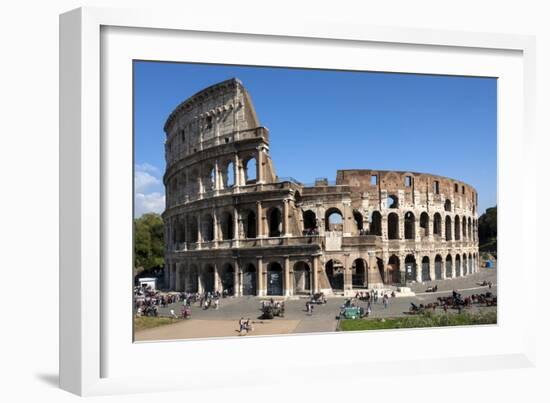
[303,210,317,235]
[325,259,344,290]
[370,211,382,236]
[404,212,415,240]
[267,262,283,296]
[352,258,368,288]
[388,255,400,284]
[454,215,461,240]
[433,213,442,237]
[325,208,343,232]
[202,214,214,242]
[221,263,235,295]
[435,255,443,280]
[405,254,416,282]
[421,256,431,282]
[455,254,461,277]
[388,212,399,240]
[445,254,453,278]
[242,264,257,296]
[244,210,256,238]
[244,157,257,184]
[353,210,364,232]
[221,212,233,240]
[293,261,311,294]
[387,194,399,208]
[268,207,282,237]
[444,199,452,212]
[445,216,452,241]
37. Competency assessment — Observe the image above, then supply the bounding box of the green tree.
[134,213,164,274]
[478,206,497,253]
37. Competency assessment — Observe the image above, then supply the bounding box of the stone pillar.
[214,263,220,292]
[399,253,407,284]
[212,210,219,243]
[284,256,291,296]
[233,260,240,297]
[429,255,436,281]
[256,147,263,184]
[312,254,320,293]
[398,213,405,240]
[256,201,263,238]
[415,254,422,283]
[197,268,203,294]
[233,207,239,245]
[342,202,352,236]
[214,160,220,191]
[367,251,383,287]
[175,263,182,291]
[233,154,241,187]
[257,257,264,296]
[343,254,352,292]
[283,199,290,237]
[197,214,202,245]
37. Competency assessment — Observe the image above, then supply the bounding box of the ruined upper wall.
[163,78,261,166]
[336,169,478,214]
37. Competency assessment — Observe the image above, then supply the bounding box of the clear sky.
[134,61,496,217]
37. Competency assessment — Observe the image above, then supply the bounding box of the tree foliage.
[134,213,164,273]
[478,206,497,252]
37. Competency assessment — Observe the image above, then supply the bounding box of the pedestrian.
[383,294,388,309]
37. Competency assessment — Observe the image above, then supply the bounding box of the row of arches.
[302,208,478,241]
[167,260,314,296]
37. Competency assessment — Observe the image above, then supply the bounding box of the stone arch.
[352,258,368,288]
[433,213,442,238]
[468,217,473,240]
[325,259,344,290]
[468,253,473,274]
[220,211,234,240]
[388,255,400,284]
[455,254,461,277]
[266,261,283,295]
[201,213,214,242]
[353,209,364,232]
[188,264,199,293]
[420,212,429,238]
[445,216,452,241]
[221,263,235,295]
[189,215,198,243]
[387,212,399,240]
[405,254,417,282]
[223,160,235,188]
[462,253,468,276]
[303,209,317,234]
[421,256,431,282]
[462,216,467,239]
[267,206,282,237]
[370,211,382,236]
[325,207,343,232]
[387,194,399,209]
[242,263,257,296]
[243,210,256,238]
[202,264,216,293]
[243,156,257,184]
[404,211,415,240]
[293,261,311,294]
[445,254,453,278]
[454,215,461,240]
[444,199,452,212]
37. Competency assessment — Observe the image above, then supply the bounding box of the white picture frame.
[59,6,537,396]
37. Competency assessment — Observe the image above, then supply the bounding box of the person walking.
[383,294,389,309]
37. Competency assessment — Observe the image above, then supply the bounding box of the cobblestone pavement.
[137,266,497,340]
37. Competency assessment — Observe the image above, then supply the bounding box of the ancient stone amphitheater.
[163,78,480,296]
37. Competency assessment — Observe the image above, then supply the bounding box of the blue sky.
[134,61,496,217]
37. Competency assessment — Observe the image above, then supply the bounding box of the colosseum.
[162,78,480,297]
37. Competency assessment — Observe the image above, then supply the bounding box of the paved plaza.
[135,266,497,342]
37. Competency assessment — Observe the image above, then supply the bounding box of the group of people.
[238,317,253,335]
[354,289,394,307]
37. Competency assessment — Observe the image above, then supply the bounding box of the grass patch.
[134,316,181,332]
[340,310,497,332]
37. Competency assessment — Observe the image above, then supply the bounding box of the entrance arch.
[388,255,400,284]
[325,208,343,232]
[455,254,461,277]
[293,261,311,294]
[221,263,235,295]
[352,258,368,288]
[202,265,216,293]
[325,259,344,290]
[242,264,257,296]
[405,254,416,282]
[445,254,453,278]
[267,262,283,295]
[421,256,431,281]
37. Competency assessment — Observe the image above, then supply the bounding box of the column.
[284,256,291,296]
[415,254,422,283]
[233,207,239,245]
[398,213,405,240]
[256,257,264,296]
[233,259,240,297]
[312,254,319,293]
[429,255,436,281]
[256,201,263,238]
[256,147,263,184]
[342,202,352,236]
[212,210,219,243]
[450,257,456,278]
[343,253,352,291]
[428,216,434,242]
[283,199,290,237]
[214,160,221,191]
[399,254,406,285]
[213,263,220,292]
[175,263,181,291]
[197,214,202,249]
[233,154,241,187]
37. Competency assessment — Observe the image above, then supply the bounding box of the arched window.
[303,210,317,234]
[387,195,399,209]
[353,210,364,232]
[462,216,467,239]
[388,212,399,240]
[244,210,256,238]
[325,208,343,232]
[421,256,430,282]
[202,214,214,241]
[221,212,233,240]
[268,208,282,237]
[225,161,234,188]
[445,216,452,241]
[435,255,443,279]
[370,211,382,236]
[454,215,461,240]
[209,167,216,190]
[404,212,415,240]
[244,157,257,184]
[420,212,429,237]
[433,213,442,237]
[444,199,452,212]
[189,216,198,243]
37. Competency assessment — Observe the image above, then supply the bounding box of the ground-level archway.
[242,264,257,296]
[202,265,216,293]
[325,259,344,290]
[267,262,283,295]
[455,254,461,277]
[352,258,368,288]
[387,255,400,284]
[435,255,443,280]
[293,261,311,294]
[221,263,235,295]
[445,254,453,278]
[421,256,431,282]
[404,254,416,282]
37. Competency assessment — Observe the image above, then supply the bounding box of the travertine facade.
[162,78,480,296]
